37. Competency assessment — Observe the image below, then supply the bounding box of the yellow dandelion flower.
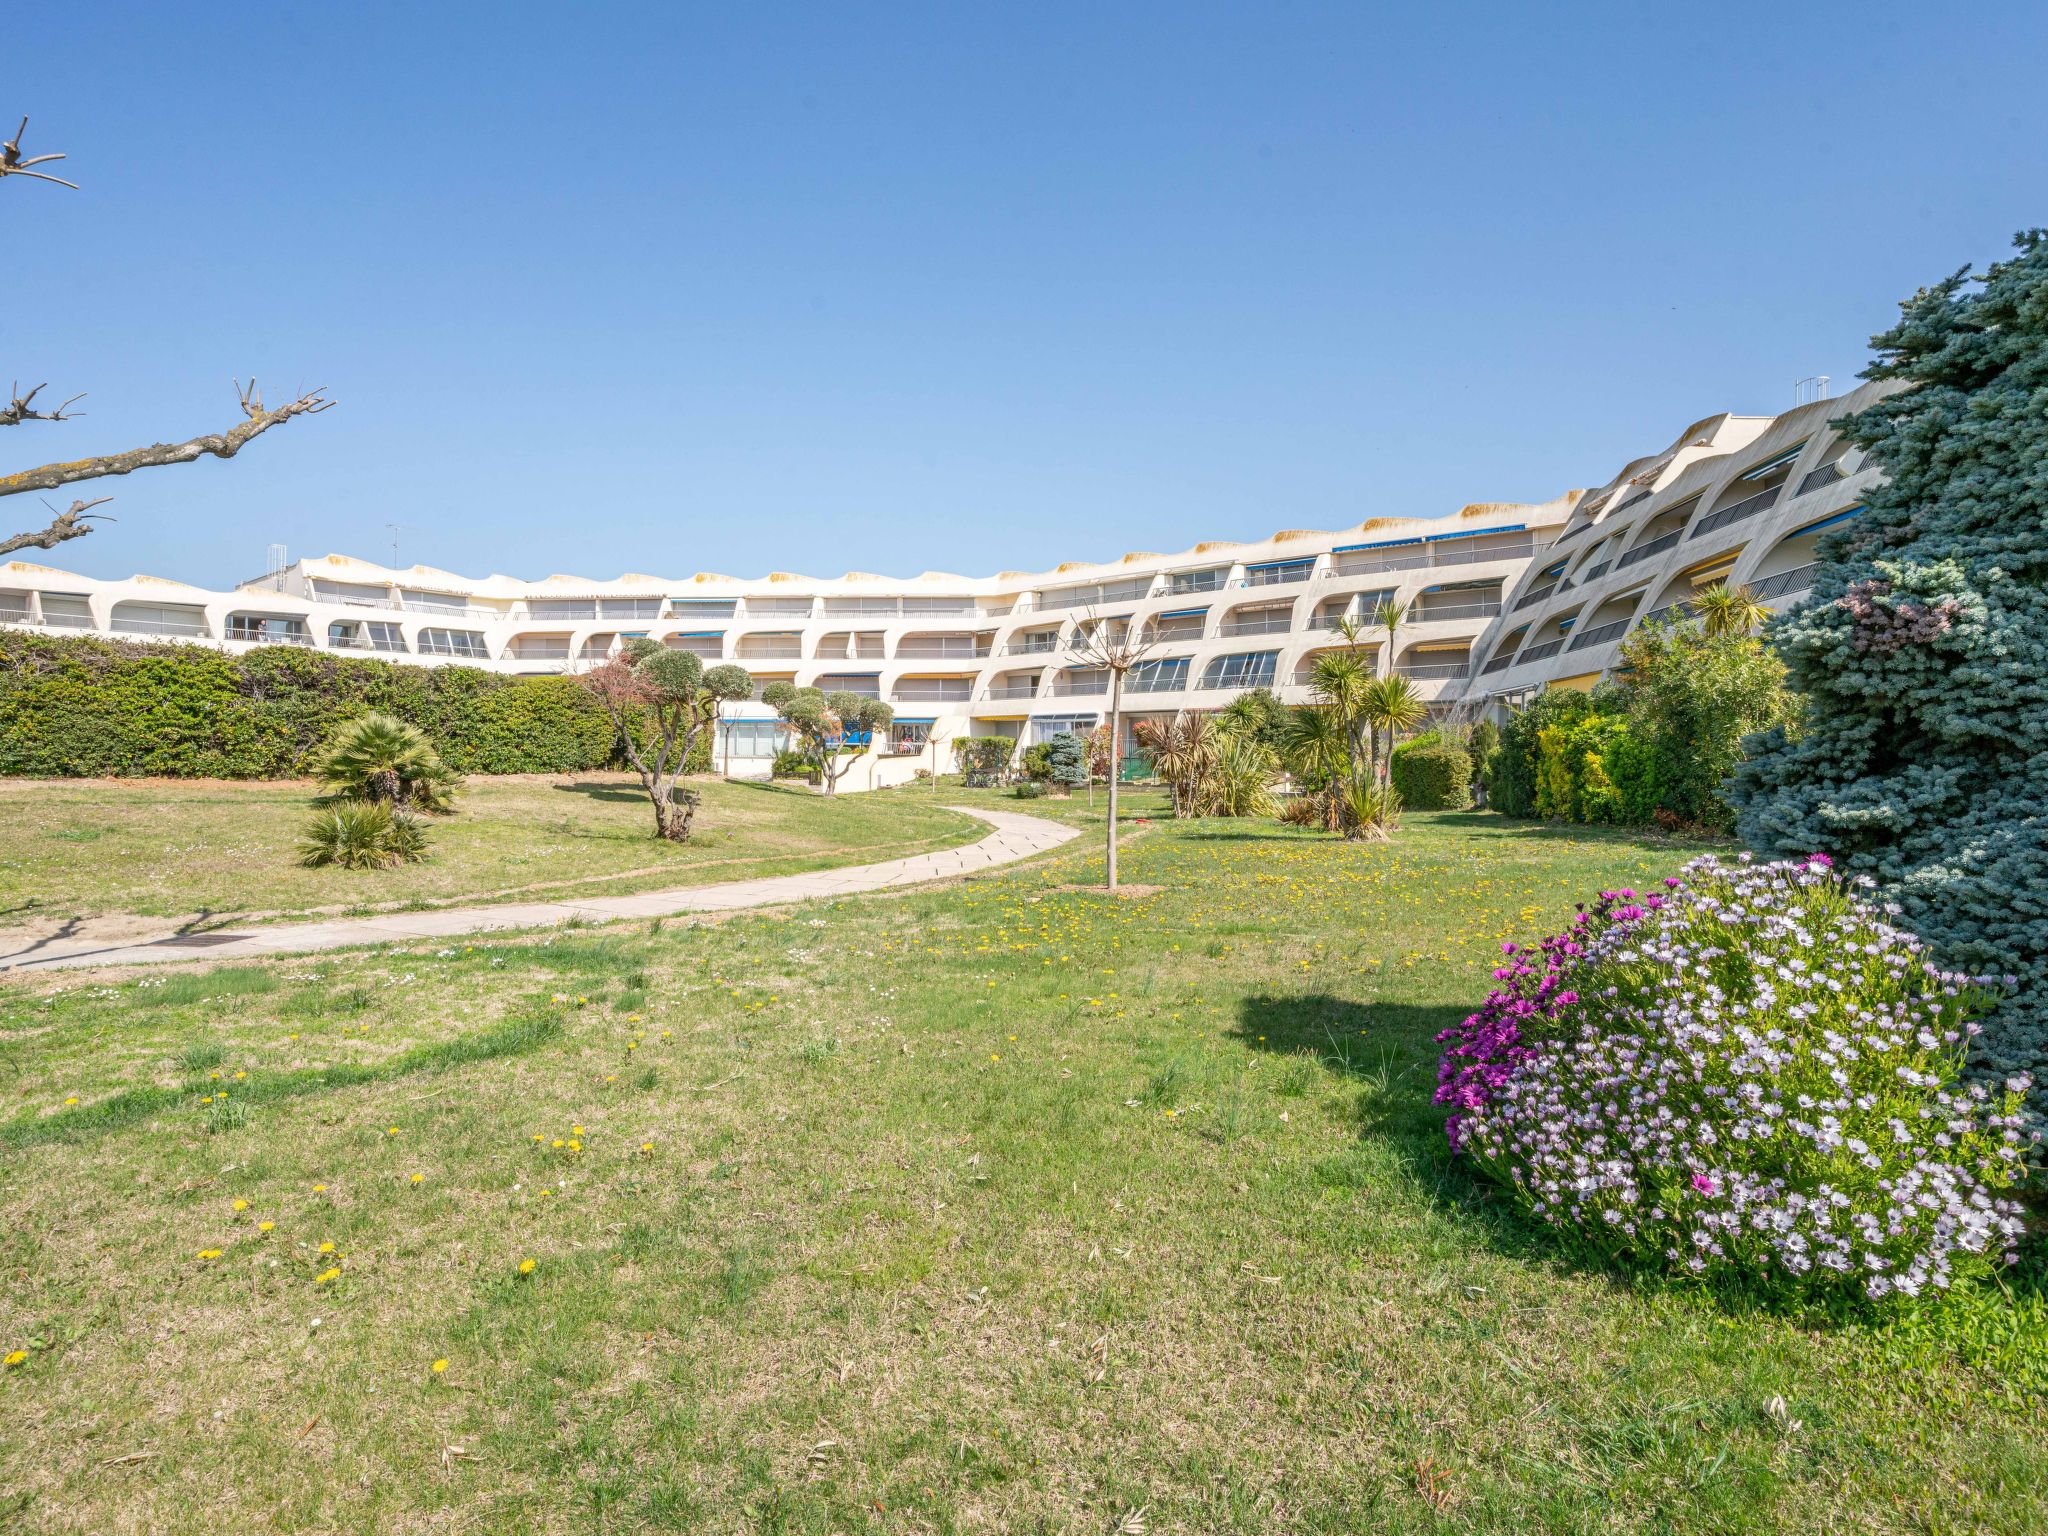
[430,1358,449,1374]
[571,1125,585,1135]
[518,1258,537,1275]
[387,1126,400,1136]
[3,1351,25,1366]
[639,1142,653,1155]
[232,1199,249,1212]
[318,1241,336,1254]
[312,1183,327,1193]
[62,1096,79,1107]
[258,1221,275,1234]
[197,1248,222,1261]
[409,1173,424,1185]
[314,1267,341,1284]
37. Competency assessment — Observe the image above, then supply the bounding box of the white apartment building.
[0,381,1886,787]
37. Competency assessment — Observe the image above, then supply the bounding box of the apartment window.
[1167,568,1227,595]
[887,720,935,754]
[599,598,663,621]
[37,594,94,629]
[719,720,785,759]
[1030,714,1096,744]
[401,589,474,616]
[111,602,209,637]
[1126,656,1190,693]
[0,591,29,623]
[419,627,489,658]
[1199,651,1278,690]
[365,622,407,652]
[745,597,814,616]
[670,598,738,618]
[312,579,394,606]
[814,672,881,697]
[1241,559,1314,587]
[228,613,309,644]
[527,600,596,620]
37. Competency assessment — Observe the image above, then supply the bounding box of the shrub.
[311,713,461,810]
[1276,793,1323,826]
[1390,739,1472,810]
[1020,742,1054,782]
[1046,733,1088,793]
[1436,854,2035,1308]
[952,735,1015,788]
[1466,719,1499,799]
[1012,781,1047,800]
[299,801,430,869]
[770,750,813,780]
[0,633,616,778]
[1487,687,1596,817]
[1732,233,2048,1086]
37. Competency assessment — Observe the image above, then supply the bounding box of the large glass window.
[419,627,489,658]
[1126,656,1190,693]
[1198,651,1278,690]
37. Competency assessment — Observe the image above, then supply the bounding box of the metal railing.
[1233,566,1313,588]
[1689,482,1782,540]
[735,642,803,659]
[1411,600,1502,622]
[1165,571,1226,595]
[1435,540,1535,568]
[894,640,990,659]
[507,645,572,660]
[892,685,974,702]
[1518,637,1565,663]
[1616,528,1685,568]
[1481,652,1516,675]
[1796,463,1847,497]
[1126,670,1190,694]
[1639,601,1696,628]
[1611,488,1653,515]
[1217,614,1293,636]
[1566,617,1631,652]
[1000,637,1059,656]
[403,600,496,619]
[1395,660,1470,680]
[1578,559,1611,583]
[1512,582,1558,611]
[111,616,210,637]
[1050,679,1109,697]
[1326,552,1430,577]
[980,683,1041,700]
[1750,564,1817,602]
[1145,621,1207,641]
[1551,522,1588,541]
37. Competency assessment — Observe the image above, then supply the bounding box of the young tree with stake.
[1064,610,1159,890]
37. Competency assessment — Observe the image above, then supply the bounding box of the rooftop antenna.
[1793,375,1831,407]
[385,522,405,568]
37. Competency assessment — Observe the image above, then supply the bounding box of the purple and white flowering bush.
[1436,853,2037,1306]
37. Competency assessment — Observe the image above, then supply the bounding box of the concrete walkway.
[0,805,1080,974]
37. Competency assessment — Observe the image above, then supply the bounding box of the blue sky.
[10,2,2046,586]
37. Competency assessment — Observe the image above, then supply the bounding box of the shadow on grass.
[1,1012,565,1151]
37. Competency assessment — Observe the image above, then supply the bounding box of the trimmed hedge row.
[0,632,621,778]
[1390,737,1473,811]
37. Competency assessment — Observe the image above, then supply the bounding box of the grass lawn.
[1,811,2041,1532]
[0,774,986,928]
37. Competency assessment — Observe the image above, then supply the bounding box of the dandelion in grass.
[409,1173,424,1186]
[315,1267,341,1285]
[3,1351,26,1367]
[258,1221,275,1235]
[518,1258,536,1275]
[430,1358,449,1375]
[197,1249,222,1261]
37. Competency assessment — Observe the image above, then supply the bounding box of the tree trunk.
[1105,673,1122,890]
[650,780,698,842]
[367,767,401,805]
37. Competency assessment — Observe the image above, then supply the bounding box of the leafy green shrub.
[311,713,461,810]
[952,735,1015,788]
[1487,687,1596,817]
[299,801,429,869]
[1390,739,1472,810]
[1439,854,2035,1308]
[770,750,814,780]
[1019,742,1054,782]
[0,633,615,778]
[1466,719,1499,798]
[1013,781,1047,800]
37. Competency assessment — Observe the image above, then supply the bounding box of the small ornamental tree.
[952,735,1014,788]
[762,683,894,796]
[1045,732,1088,796]
[1730,232,2048,1084]
[580,640,751,840]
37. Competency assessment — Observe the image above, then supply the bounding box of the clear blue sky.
[10,2,2045,587]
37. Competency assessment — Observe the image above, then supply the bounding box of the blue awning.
[1427,522,1525,543]
[1794,504,1866,535]
[1333,523,1525,554]
[1158,606,1209,619]
[890,716,937,724]
[677,630,724,638]
[1245,558,1314,571]
[1332,535,1423,554]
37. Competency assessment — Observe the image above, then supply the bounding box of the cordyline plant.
[579,639,751,840]
[1436,853,2036,1309]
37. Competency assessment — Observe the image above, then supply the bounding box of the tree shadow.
[549,781,651,805]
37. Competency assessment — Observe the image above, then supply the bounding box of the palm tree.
[1694,582,1772,639]
[311,713,461,812]
[1369,596,1406,679]
[1208,733,1280,818]
[1359,674,1427,784]
[1307,648,1374,775]
[1133,713,1218,819]
[1280,706,1349,830]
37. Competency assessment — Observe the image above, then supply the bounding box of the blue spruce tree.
[1731,232,2048,1085]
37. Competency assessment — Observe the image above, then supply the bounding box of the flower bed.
[1436,853,2036,1306]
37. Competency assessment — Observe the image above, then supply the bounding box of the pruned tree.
[1065,609,1159,889]
[580,640,752,840]
[761,682,894,796]
[2,115,332,559]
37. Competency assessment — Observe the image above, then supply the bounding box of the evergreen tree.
[1731,232,2048,1083]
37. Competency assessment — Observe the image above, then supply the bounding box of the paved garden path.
[0,806,1079,974]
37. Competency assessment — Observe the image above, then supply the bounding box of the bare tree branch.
[0,382,87,427]
[1065,608,1161,890]
[0,497,114,558]
[0,381,333,502]
[0,116,79,189]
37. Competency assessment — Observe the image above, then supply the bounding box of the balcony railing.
[1481,652,1516,675]
[1551,522,1588,541]
[895,640,990,659]
[111,617,210,637]
[1578,559,1611,583]
[1615,528,1685,569]
[1689,482,1782,541]
[1565,617,1631,652]
[1217,614,1294,636]
[403,600,496,619]
[1436,540,1535,568]
[1796,462,1847,497]
[1395,660,1470,680]
[1327,552,1430,578]
[1639,601,1696,628]
[735,642,803,659]
[1611,488,1653,516]
[1411,600,1502,622]
[1049,679,1109,697]
[1126,671,1190,694]
[507,645,572,661]
[1146,622,1206,642]
[1234,565,1313,588]
[1518,637,1565,663]
[1750,564,1817,602]
[980,683,1041,700]
[1001,637,1059,656]
[1512,582,1558,612]
[892,684,974,702]
[1165,571,1226,595]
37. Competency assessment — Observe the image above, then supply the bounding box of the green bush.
[1389,740,1472,810]
[1046,733,1088,793]
[952,735,1015,788]
[0,633,616,779]
[1013,781,1047,800]
[1019,742,1054,782]
[298,801,430,869]
[770,750,816,781]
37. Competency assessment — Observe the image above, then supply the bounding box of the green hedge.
[1390,740,1473,810]
[0,632,620,778]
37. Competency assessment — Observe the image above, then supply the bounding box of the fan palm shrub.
[1206,733,1279,818]
[312,713,461,811]
[298,800,430,869]
[1280,705,1349,830]
[1692,582,1772,639]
